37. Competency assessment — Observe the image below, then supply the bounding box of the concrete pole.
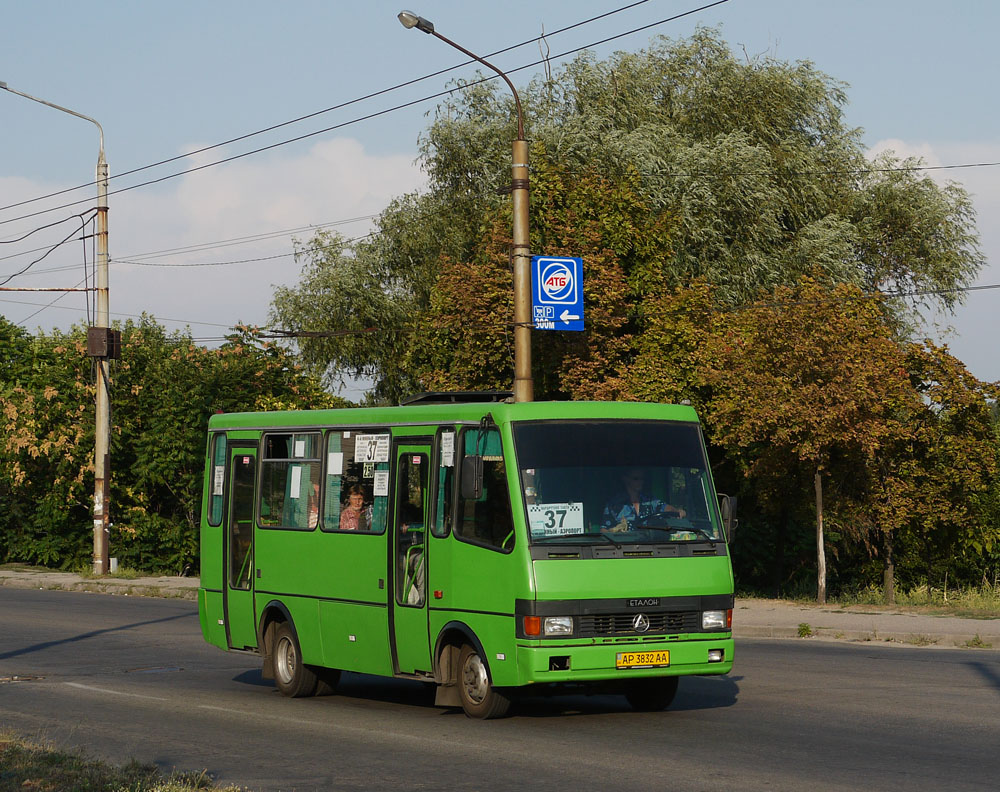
[510,138,532,403]
[0,81,111,574]
[94,151,110,575]
[397,12,534,402]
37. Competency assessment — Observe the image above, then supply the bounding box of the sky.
[2,0,999,399]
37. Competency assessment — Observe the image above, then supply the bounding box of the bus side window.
[208,433,227,526]
[456,428,514,552]
[432,430,455,538]
[322,429,388,534]
[259,432,321,530]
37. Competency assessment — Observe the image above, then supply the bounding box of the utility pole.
[1,81,114,574]
[397,11,533,402]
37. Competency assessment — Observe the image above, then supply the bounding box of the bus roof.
[207,400,701,432]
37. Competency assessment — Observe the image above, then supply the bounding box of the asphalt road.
[1,588,998,791]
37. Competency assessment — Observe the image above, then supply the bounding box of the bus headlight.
[544,616,573,636]
[702,610,727,630]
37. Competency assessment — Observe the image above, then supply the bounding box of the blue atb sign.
[531,256,584,331]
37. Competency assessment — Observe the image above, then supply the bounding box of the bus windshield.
[513,420,723,545]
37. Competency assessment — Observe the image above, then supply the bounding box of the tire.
[312,666,341,696]
[625,676,679,712]
[457,643,511,719]
[272,622,319,698]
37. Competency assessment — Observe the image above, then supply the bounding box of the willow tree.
[273,28,982,402]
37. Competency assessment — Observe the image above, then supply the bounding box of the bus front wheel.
[625,676,679,711]
[458,644,510,719]
[272,622,318,698]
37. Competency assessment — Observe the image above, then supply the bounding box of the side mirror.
[718,494,737,540]
[461,455,483,500]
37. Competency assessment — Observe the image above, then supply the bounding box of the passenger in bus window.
[602,468,686,532]
[307,482,320,530]
[340,485,368,531]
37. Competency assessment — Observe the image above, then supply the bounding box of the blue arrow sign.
[531,256,584,332]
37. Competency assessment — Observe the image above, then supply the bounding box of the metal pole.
[397,12,533,402]
[0,81,112,574]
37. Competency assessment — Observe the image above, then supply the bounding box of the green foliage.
[0,316,340,573]
[275,28,982,404]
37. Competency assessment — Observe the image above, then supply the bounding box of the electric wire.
[0,0,663,217]
[0,210,96,286]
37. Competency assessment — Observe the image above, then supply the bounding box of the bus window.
[395,452,427,606]
[322,430,388,534]
[512,421,723,544]
[259,432,321,530]
[208,433,227,526]
[432,429,455,538]
[456,428,514,552]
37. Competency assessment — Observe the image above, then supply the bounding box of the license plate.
[616,650,670,669]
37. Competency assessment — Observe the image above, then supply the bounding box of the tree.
[274,28,983,402]
[0,316,342,572]
[701,278,913,603]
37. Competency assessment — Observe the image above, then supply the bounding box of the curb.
[735,625,996,649]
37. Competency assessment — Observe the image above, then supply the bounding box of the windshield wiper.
[534,532,622,548]
[633,524,718,548]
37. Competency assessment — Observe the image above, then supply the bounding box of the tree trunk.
[814,468,827,605]
[883,532,895,605]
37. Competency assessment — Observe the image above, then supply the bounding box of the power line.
[0,1,735,229]
[0,211,95,286]
[0,0,663,218]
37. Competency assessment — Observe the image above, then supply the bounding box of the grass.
[0,730,244,792]
[831,584,1000,618]
[797,622,813,638]
[740,582,1000,619]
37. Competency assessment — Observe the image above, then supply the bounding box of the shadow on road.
[229,666,740,718]
[0,611,194,661]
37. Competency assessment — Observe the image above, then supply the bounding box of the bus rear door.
[391,440,432,674]
[224,446,258,650]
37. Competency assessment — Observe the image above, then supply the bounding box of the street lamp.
[398,11,533,402]
[1,80,113,575]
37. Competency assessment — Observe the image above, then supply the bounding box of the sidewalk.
[736,597,1000,649]
[0,566,199,601]
[2,567,997,649]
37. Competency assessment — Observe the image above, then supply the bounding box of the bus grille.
[579,611,700,637]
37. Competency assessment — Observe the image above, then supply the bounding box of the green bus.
[198,394,735,718]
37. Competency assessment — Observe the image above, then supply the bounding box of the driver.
[601,468,686,533]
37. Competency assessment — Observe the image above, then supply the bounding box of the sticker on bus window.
[441,432,455,467]
[327,452,344,475]
[294,439,306,458]
[373,469,389,497]
[527,503,584,537]
[290,465,302,498]
[355,433,390,463]
[213,465,225,496]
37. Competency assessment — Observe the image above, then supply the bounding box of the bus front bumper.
[514,635,734,685]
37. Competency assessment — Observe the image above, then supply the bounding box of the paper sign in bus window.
[355,433,390,463]
[373,469,390,497]
[327,452,344,475]
[528,503,584,537]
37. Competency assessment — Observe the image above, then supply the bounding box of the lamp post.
[1,81,112,575]
[397,11,533,402]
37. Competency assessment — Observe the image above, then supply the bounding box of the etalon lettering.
[628,598,660,607]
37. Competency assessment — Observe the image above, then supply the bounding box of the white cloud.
[1,137,426,339]
[866,138,1000,383]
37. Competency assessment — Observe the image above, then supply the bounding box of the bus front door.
[391,441,432,675]
[224,447,258,650]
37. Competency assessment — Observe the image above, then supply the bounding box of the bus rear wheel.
[458,644,510,719]
[272,622,319,698]
[625,676,679,711]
